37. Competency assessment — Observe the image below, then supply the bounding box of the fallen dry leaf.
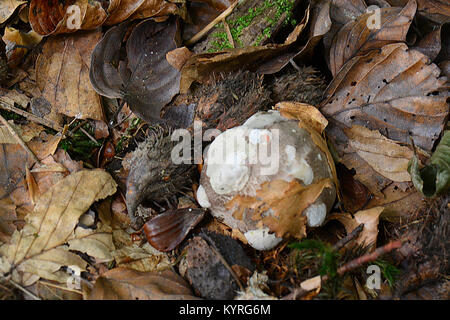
[346,125,415,182]
[0,169,117,286]
[88,268,198,300]
[112,228,171,273]
[320,43,449,187]
[275,101,329,134]
[329,0,417,75]
[104,0,179,26]
[2,27,43,68]
[227,179,334,239]
[36,29,104,122]
[29,0,109,36]
[90,18,181,124]
[0,121,44,144]
[166,46,194,71]
[330,206,384,249]
[0,0,26,24]
[182,0,233,41]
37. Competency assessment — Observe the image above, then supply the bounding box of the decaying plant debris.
[0,0,449,301]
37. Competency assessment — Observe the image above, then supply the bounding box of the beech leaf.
[0,169,117,286]
[329,0,417,75]
[36,29,104,122]
[88,268,199,300]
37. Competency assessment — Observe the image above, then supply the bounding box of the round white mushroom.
[197,110,336,250]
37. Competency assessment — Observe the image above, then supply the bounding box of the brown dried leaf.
[111,228,171,272]
[227,179,334,239]
[166,46,194,71]
[104,0,179,26]
[0,169,117,286]
[90,18,181,124]
[0,0,26,24]
[29,0,109,36]
[182,0,233,41]
[36,29,104,122]
[330,206,384,249]
[275,101,328,134]
[329,0,417,75]
[2,27,43,68]
[0,121,44,144]
[321,43,449,153]
[346,125,415,182]
[88,268,198,300]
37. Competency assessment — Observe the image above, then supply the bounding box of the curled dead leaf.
[329,0,417,75]
[90,18,181,124]
[330,206,384,249]
[29,0,109,36]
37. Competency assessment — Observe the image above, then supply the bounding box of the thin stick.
[0,276,41,300]
[185,0,240,46]
[333,224,364,251]
[0,113,40,164]
[336,239,404,276]
[282,239,404,300]
[0,101,63,132]
[38,280,83,295]
[79,127,99,145]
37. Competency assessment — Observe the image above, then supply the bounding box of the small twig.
[333,223,364,251]
[79,127,99,145]
[282,239,405,300]
[38,280,84,295]
[0,101,63,132]
[223,20,235,48]
[0,113,41,164]
[0,276,41,300]
[336,239,404,276]
[185,0,240,46]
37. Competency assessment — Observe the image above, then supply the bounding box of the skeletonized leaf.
[329,0,417,75]
[0,169,117,286]
[409,130,450,197]
[88,268,199,300]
